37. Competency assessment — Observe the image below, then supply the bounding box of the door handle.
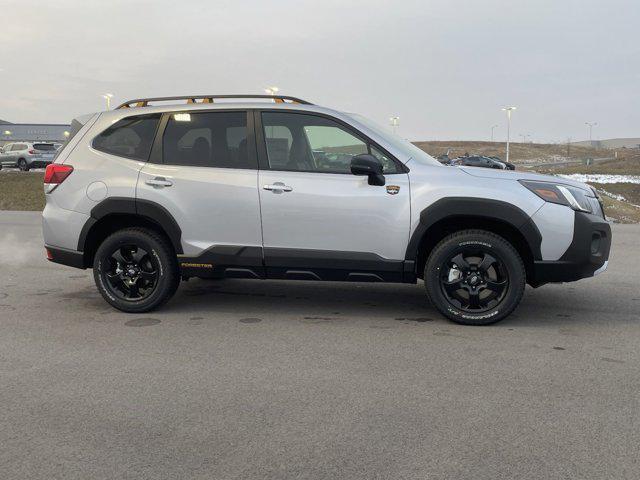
[145,177,173,187]
[263,182,292,193]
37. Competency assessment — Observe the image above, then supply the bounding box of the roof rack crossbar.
[116,94,312,109]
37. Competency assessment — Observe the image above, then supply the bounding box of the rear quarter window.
[93,114,160,160]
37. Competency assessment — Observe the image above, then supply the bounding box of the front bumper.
[530,211,611,286]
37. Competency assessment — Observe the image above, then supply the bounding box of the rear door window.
[162,111,254,169]
[93,114,160,160]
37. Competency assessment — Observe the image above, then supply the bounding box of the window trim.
[91,113,162,162]
[148,109,258,170]
[254,109,409,175]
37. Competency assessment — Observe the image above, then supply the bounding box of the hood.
[458,166,592,192]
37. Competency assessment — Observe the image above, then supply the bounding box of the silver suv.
[42,95,611,325]
[0,142,58,170]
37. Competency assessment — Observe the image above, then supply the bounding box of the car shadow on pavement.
[165,278,438,321]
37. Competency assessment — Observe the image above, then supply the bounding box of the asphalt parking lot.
[1,211,639,479]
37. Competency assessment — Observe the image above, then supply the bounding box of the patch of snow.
[557,174,640,184]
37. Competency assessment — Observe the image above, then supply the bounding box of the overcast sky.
[1,0,638,142]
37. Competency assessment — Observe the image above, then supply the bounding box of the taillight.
[44,164,73,185]
[28,149,36,154]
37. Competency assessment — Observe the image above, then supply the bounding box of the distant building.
[0,120,71,145]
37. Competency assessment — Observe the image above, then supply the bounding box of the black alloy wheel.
[439,250,508,313]
[103,244,159,301]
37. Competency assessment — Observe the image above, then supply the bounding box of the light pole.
[491,124,498,142]
[389,116,400,134]
[502,106,516,163]
[585,122,597,144]
[102,93,114,110]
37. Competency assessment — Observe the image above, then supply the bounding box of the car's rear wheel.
[18,159,29,171]
[93,228,179,313]
[424,230,525,325]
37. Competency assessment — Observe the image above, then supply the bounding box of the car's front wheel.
[424,230,526,325]
[93,228,179,313]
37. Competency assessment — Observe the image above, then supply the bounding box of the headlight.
[519,180,594,213]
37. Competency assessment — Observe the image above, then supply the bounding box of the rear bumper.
[45,245,85,269]
[530,211,611,286]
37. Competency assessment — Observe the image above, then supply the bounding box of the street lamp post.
[389,116,400,134]
[585,122,597,145]
[502,106,517,163]
[102,93,114,110]
[491,124,498,142]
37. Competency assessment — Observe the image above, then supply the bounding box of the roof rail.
[115,94,312,109]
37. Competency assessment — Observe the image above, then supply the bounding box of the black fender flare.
[77,197,183,254]
[404,197,542,263]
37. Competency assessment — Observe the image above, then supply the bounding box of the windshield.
[347,113,440,166]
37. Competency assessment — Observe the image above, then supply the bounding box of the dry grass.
[599,195,640,223]
[0,171,45,211]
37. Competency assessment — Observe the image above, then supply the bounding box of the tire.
[18,159,29,171]
[424,230,525,326]
[93,227,179,313]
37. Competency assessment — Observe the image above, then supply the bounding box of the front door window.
[261,112,398,174]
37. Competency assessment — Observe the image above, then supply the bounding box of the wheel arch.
[406,198,542,283]
[78,197,182,268]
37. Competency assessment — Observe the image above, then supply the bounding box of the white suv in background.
[42,95,611,325]
[0,142,58,170]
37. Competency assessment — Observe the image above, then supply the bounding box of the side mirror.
[350,154,385,186]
